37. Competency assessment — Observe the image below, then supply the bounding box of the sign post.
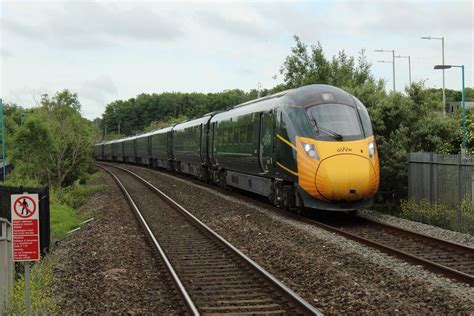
[11,193,40,316]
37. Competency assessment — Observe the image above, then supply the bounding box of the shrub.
[5,259,56,314]
[400,198,474,234]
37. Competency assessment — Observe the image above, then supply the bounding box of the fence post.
[0,218,13,312]
[457,154,462,230]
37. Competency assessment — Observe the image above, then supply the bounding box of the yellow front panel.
[296,136,379,202]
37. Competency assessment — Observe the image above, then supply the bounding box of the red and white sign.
[11,193,40,261]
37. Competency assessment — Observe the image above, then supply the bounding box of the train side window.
[234,126,239,144]
[247,124,253,143]
[240,125,246,144]
[229,127,234,144]
[224,127,228,144]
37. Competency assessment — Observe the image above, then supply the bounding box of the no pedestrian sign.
[11,193,40,261]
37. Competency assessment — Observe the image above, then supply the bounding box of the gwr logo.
[337,147,352,153]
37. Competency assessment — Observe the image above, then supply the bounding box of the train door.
[259,110,274,172]
[210,122,218,165]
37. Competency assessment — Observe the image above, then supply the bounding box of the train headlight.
[301,142,319,159]
[368,141,375,158]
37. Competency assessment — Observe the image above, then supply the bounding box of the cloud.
[1,1,184,49]
[79,76,118,104]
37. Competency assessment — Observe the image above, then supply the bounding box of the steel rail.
[99,162,322,316]
[96,164,200,316]
[305,217,474,286]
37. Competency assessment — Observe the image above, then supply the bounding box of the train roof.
[150,125,173,135]
[173,115,212,130]
[284,84,356,108]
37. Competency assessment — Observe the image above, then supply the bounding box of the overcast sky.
[1,0,473,120]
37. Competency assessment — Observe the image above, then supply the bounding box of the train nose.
[315,155,377,201]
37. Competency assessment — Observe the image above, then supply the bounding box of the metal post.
[0,98,5,180]
[0,219,13,312]
[25,262,31,316]
[395,55,411,87]
[460,65,467,152]
[441,37,446,109]
[375,49,396,92]
[408,56,412,85]
[392,50,396,92]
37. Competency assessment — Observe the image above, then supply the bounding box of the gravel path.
[51,172,182,314]
[121,164,474,314]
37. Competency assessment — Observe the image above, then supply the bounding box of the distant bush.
[400,198,474,235]
[52,176,105,209]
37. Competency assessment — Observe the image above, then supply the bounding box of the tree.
[10,90,93,187]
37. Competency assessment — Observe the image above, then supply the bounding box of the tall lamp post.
[434,64,467,153]
[0,98,5,180]
[395,55,412,86]
[422,36,445,108]
[375,49,396,92]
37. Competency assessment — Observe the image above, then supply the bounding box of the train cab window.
[354,98,374,137]
[307,103,363,140]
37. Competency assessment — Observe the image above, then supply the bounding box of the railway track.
[100,162,474,287]
[96,162,321,316]
[307,216,474,286]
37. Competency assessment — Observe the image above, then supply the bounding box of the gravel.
[121,164,474,314]
[51,172,182,314]
[358,209,474,248]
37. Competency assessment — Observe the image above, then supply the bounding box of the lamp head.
[434,65,451,70]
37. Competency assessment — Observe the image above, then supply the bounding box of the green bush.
[5,259,56,314]
[400,198,474,234]
[51,181,105,209]
[460,198,474,234]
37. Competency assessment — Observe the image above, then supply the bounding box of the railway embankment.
[50,172,182,314]
[119,164,474,314]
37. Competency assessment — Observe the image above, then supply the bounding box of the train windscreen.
[306,103,363,140]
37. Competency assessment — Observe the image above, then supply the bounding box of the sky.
[1,0,473,120]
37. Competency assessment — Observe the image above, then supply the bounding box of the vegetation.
[2,92,103,314]
[9,90,94,188]
[400,198,474,234]
[4,259,56,314]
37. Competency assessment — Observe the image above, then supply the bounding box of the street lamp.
[375,49,396,92]
[422,36,446,108]
[434,64,467,153]
[395,55,411,86]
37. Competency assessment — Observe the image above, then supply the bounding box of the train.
[94,84,380,212]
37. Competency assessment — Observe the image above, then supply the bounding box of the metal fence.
[0,218,13,312]
[408,152,474,207]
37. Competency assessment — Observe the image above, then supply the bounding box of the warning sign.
[11,194,40,261]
